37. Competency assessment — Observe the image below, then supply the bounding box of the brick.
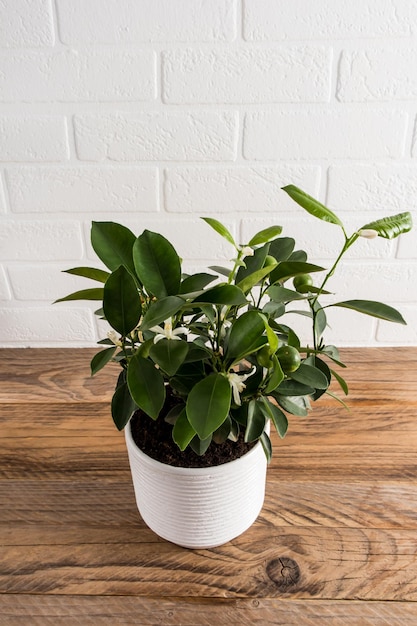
[328,165,417,213]
[0,307,95,346]
[6,167,159,213]
[241,216,394,261]
[397,230,417,259]
[57,0,236,43]
[8,263,95,301]
[0,266,11,300]
[243,0,416,41]
[243,108,407,160]
[0,0,54,48]
[162,47,331,103]
[376,305,417,344]
[74,112,238,162]
[0,175,6,212]
[0,220,83,261]
[164,166,320,213]
[0,116,69,162]
[0,49,156,103]
[337,47,417,102]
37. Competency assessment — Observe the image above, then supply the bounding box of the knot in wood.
[266,557,300,589]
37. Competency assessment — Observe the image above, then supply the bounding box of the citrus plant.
[55,186,412,460]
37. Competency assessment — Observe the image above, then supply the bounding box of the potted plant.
[55,185,412,548]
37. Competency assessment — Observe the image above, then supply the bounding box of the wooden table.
[1,347,417,624]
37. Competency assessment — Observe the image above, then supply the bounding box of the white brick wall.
[0,0,416,347]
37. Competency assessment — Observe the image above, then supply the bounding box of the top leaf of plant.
[282,185,344,228]
[201,217,236,248]
[360,212,413,240]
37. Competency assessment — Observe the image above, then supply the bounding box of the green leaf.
[54,288,104,303]
[91,222,136,275]
[236,264,278,294]
[270,262,325,284]
[260,397,288,438]
[330,300,406,324]
[274,394,310,417]
[266,285,305,303]
[111,375,137,431]
[173,408,196,451]
[263,355,285,393]
[225,310,266,363]
[186,373,231,440]
[90,346,116,376]
[64,267,110,283]
[282,185,344,228]
[245,399,266,442]
[140,296,185,331]
[275,379,314,396]
[127,354,165,420]
[360,212,412,240]
[180,273,216,294]
[190,434,212,456]
[209,265,232,277]
[201,217,236,247]
[260,431,272,462]
[133,230,181,298]
[236,245,270,283]
[193,284,247,306]
[103,266,141,336]
[149,339,189,377]
[268,237,295,261]
[248,225,283,246]
[330,368,349,395]
[212,415,232,444]
[289,363,329,389]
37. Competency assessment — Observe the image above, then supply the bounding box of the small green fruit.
[276,345,301,373]
[257,345,273,368]
[293,273,313,292]
[263,255,276,267]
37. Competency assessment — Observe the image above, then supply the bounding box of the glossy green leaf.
[91,222,136,275]
[103,266,141,336]
[64,266,110,283]
[282,185,344,228]
[266,285,305,303]
[54,288,104,303]
[274,394,310,417]
[260,431,272,462]
[225,310,266,363]
[140,296,185,331]
[90,346,116,376]
[127,354,165,420]
[209,265,232,277]
[111,379,137,431]
[186,373,231,440]
[275,379,314,396]
[289,363,329,389]
[193,284,247,306]
[360,212,412,240]
[237,263,278,293]
[149,339,189,376]
[212,415,232,444]
[236,245,270,283]
[330,368,349,395]
[201,217,236,247]
[172,408,196,451]
[330,300,406,324]
[133,230,181,298]
[270,262,325,284]
[260,397,288,438]
[180,273,216,294]
[268,237,295,261]
[245,399,266,442]
[248,225,283,246]
[190,434,212,456]
[263,355,285,393]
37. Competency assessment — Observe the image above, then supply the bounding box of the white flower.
[107,330,122,347]
[227,367,256,406]
[240,246,254,257]
[358,229,378,239]
[150,318,189,344]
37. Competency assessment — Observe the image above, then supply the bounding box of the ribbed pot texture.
[125,421,268,549]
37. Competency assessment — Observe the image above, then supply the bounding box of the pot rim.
[125,418,269,476]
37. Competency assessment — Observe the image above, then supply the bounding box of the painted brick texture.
[0,0,416,347]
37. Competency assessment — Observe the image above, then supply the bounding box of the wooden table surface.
[1,347,417,624]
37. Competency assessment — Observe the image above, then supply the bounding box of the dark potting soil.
[130,393,255,468]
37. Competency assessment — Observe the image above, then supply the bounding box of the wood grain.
[1,348,417,621]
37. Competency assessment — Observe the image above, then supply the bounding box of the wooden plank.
[0,595,417,626]
[1,527,417,600]
[2,480,417,532]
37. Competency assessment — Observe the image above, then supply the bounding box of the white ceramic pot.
[125,421,268,549]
